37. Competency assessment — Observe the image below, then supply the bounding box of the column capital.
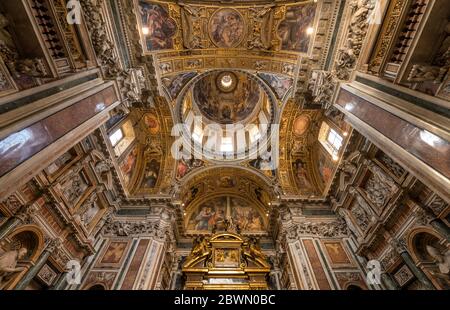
[15,204,39,224]
[45,238,63,254]
[389,238,408,254]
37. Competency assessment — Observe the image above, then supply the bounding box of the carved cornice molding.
[279,217,350,242]
[102,218,173,240]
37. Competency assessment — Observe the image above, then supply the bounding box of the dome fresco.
[192,71,261,124]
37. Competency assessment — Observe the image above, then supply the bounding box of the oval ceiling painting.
[143,113,160,135]
[293,115,310,136]
[209,9,245,48]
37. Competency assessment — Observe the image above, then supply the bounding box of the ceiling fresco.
[209,9,246,48]
[114,96,176,197]
[185,195,266,234]
[192,71,261,124]
[113,0,348,202]
[258,72,294,101]
[139,1,178,51]
[177,166,273,235]
[277,2,317,53]
[161,72,197,100]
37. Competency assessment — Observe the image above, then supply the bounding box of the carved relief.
[79,0,120,78]
[55,166,90,208]
[338,208,360,237]
[247,6,273,50]
[338,160,358,191]
[426,195,448,216]
[363,175,390,208]
[0,13,47,89]
[375,152,405,179]
[334,0,375,80]
[306,70,336,109]
[1,195,23,214]
[285,219,349,239]
[103,219,170,240]
[349,187,377,224]
[363,159,399,208]
[369,0,407,72]
[349,202,370,232]
[393,264,414,286]
[407,64,448,83]
[380,247,400,271]
[36,264,58,286]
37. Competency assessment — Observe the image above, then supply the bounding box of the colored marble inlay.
[336,89,450,179]
[303,239,331,289]
[323,241,352,266]
[0,86,117,177]
[121,239,150,290]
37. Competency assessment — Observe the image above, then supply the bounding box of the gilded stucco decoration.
[278,99,322,197]
[111,0,345,201]
[122,96,175,196]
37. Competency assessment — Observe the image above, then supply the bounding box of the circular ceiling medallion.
[209,9,245,48]
[193,71,261,124]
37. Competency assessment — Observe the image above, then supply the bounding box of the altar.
[182,232,270,290]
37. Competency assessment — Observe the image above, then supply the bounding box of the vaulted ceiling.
[112,0,351,217]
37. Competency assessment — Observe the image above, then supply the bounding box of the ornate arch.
[7,225,45,262]
[406,227,446,264]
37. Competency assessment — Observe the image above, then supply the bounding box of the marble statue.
[0,247,27,288]
[349,187,374,215]
[339,160,358,191]
[426,245,450,277]
[364,159,398,192]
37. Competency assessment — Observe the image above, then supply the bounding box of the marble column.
[49,272,67,290]
[0,205,37,240]
[391,239,435,290]
[270,270,281,290]
[381,272,399,290]
[169,271,182,290]
[14,239,61,290]
[169,254,183,290]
